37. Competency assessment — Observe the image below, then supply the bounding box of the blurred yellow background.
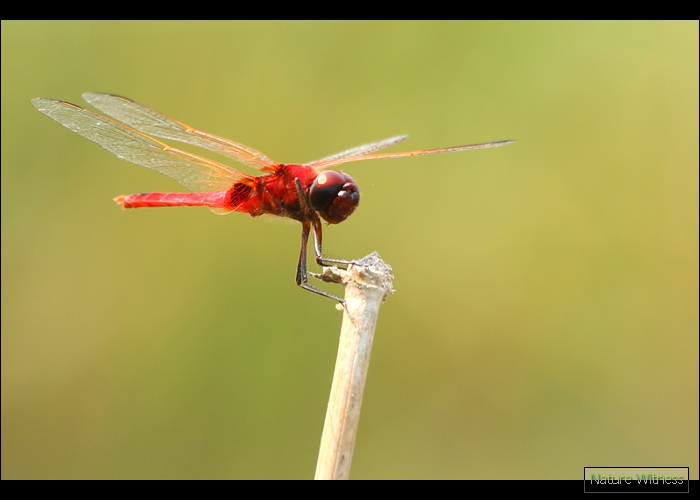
[2,21,697,479]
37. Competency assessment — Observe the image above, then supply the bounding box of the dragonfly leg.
[294,178,356,270]
[296,220,345,304]
[310,215,356,269]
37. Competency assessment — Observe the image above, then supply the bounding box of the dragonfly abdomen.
[114,191,230,209]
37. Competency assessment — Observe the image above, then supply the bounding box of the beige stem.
[314,252,394,480]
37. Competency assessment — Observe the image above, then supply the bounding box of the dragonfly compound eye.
[309,171,360,224]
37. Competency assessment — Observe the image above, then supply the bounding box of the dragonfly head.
[309,171,360,224]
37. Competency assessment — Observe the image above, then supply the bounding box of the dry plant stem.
[314,252,394,480]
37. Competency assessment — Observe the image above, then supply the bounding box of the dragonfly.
[31,93,514,304]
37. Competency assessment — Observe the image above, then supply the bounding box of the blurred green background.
[2,21,697,479]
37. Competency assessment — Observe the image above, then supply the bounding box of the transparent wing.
[32,98,254,192]
[306,140,515,171]
[82,93,279,172]
[310,135,409,163]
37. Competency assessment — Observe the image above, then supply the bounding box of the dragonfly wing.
[308,135,409,164]
[32,98,254,193]
[82,93,279,172]
[307,140,515,171]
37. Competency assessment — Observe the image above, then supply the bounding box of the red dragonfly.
[32,94,513,303]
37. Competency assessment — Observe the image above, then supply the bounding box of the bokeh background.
[2,21,697,479]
